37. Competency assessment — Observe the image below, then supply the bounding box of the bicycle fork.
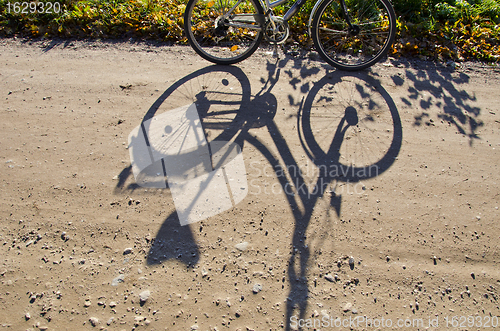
[340,0,360,35]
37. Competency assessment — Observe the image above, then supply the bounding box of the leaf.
[230,45,239,52]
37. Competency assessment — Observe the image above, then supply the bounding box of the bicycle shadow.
[387,59,482,145]
[113,60,402,330]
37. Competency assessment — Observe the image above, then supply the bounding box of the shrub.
[0,0,499,61]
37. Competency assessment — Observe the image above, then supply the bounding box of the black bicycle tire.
[184,0,265,65]
[311,0,396,71]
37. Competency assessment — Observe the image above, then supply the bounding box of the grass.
[1,0,499,62]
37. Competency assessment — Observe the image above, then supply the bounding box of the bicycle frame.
[220,0,311,29]
[224,0,351,38]
[260,0,308,22]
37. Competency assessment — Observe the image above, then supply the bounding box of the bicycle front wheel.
[184,0,265,65]
[311,0,396,71]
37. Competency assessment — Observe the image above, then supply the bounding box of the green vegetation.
[1,0,499,61]
[392,0,500,61]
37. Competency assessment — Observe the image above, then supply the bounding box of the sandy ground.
[1,37,500,331]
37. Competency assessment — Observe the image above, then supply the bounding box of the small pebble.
[123,248,133,255]
[111,274,125,286]
[89,317,99,327]
[235,242,249,251]
[139,290,151,303]
[252,283,262,294]
[348,257,355,266]
[324,274,335,282]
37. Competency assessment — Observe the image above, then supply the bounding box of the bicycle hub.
[348,24,360,36]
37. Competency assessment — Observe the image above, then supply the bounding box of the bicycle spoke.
[358,20,389,26]
[361,31,389,36]
[319,27,349,35]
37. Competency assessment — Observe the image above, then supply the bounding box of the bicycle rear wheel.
[311,0,396,71]
[184,0,265,65]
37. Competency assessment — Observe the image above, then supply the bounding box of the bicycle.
[184,0,396,71]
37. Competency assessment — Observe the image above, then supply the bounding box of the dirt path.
[1,38,500,330]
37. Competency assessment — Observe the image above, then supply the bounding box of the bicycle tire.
[311,0,396,71]
[184,0,265,65]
